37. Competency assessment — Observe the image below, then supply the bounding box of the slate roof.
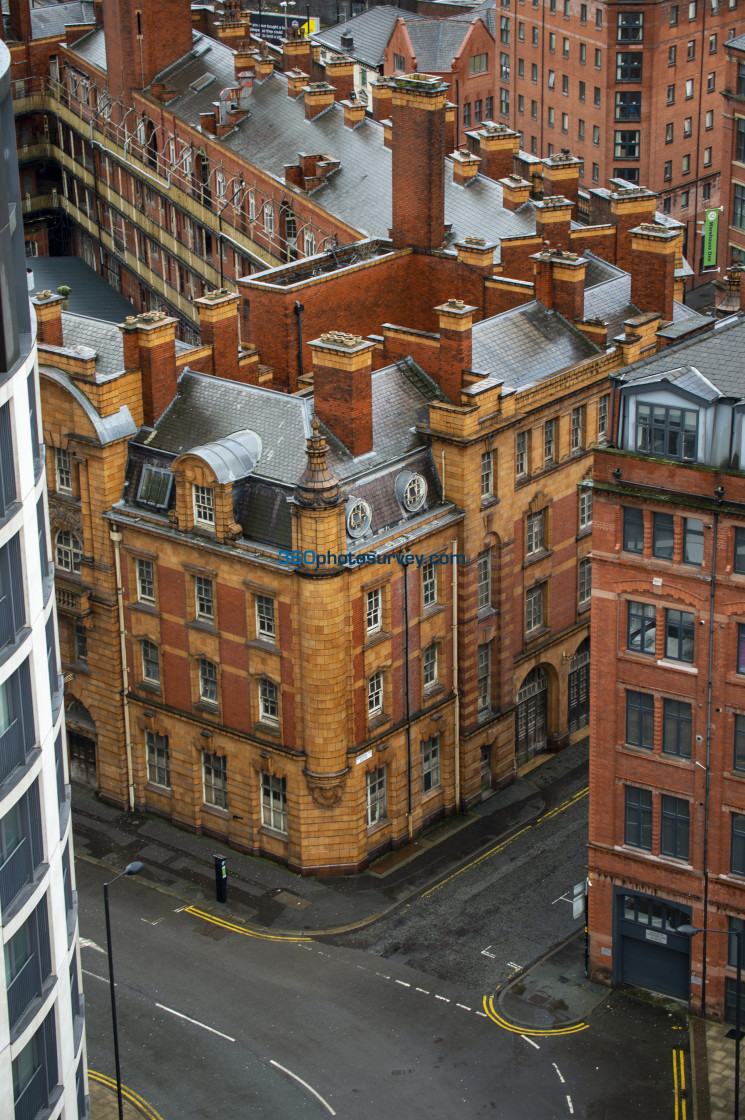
[471,302,599,390]
[30,0,95,39]
[81,32,536,245]
[145,357,444,486]
[404,20,473,72]
[450,0,496,35]
[581,268,710,342]
[624,365,723,403]
[59,313,125,381]
[70,25,106,71]
[40,368,137,444]
[310,6,424,68]
[620,314,745,399]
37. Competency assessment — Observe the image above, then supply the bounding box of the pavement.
[89,1074,159,1120]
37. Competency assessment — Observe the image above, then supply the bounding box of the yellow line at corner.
[673,1048,687,1120]
[481,994,589,1037]
[88,1070,166,1120]
[423,786,589,898]
[184,905,312,943]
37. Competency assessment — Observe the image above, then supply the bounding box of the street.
[76,759,690,1119]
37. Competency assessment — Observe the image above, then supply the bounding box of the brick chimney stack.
[531,249,587,322]
[452,148,480,186]
[194,290,241,381]
[435,299,476,403]
[542,149,582,214]
[282,26,312,73]
[370,77,394,122]
[469,123,520,182]
[32,291,65,347]
[609,181,657,273]
[500,174,532,212]
[303,82,336,120]
[391,74,449,251]
[103,0,193,102]
[120,311,179,426]
[325,55,355,102]
[310,331,376,458]
[630,224,677,324]
[8,0,31,42]
[533,196,573,250]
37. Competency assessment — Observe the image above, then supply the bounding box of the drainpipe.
[701,505,719,1013]
[294,301,305,380]
[109,528,135,811]
[452,538,460,811]
[402,552,413,840]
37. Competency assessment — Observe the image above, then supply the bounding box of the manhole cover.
[274,890,311,911]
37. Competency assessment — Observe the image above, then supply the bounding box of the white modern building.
[0,39,88,1120]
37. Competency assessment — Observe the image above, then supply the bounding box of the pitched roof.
[70,24,106,70]
[29,0,95,38]
[404,20,474,72]
[471,301,599,390]
[120,33,535,245]
[620,314,745,399]
[310,6,425,68]
[30,256,137,322]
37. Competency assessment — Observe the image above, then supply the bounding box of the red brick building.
[717,32,745,287]
[588,306,745,1018]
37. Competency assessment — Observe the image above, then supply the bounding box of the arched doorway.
[568,637,590,733]
[515,666,547,764]
[66,699,97,786]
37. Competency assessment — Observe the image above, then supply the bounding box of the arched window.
[515,666,547,763]
[55,530,82,573]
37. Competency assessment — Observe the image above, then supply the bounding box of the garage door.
[620,934,690,1001]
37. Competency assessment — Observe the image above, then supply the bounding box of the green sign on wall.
[703,208,719,269]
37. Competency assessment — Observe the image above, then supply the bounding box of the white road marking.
[481,946,496,958]
[476,1011,488,1018]
[434,995,450,1002]
[80,937,106,955]
[566,1095,574,1114]
[155,1002,236,1042]
[553,1063,566,1084]
[415,987,430,994]
[521,1035,541,1050]
[395,980,410,987]
[270,1059,336,1116]
[82,969,109,983]
[456,1003,472,1011]
[141,917,165,926]
[507,962,522,971]
[376,973,390,979]
[173,905,187,913]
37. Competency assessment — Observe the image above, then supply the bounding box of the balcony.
[7,952,43,1030]
[0,836,32,913]
[0,718,25,785]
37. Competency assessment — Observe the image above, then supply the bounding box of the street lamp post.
[680,923,743,1120]
[280,0,295,34]
[104,861,144,1120]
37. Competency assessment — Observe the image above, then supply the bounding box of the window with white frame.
[579,487,593,530]
[261,772,287,833]
[477,551,491,610]
[578,557,591,606]
[137,558,155,604]
[421,735,440,792]
[368,670,383,717]
[516,431,527,477]
[199,657,218,704]
[477,643,491,711]
[544,419,556,465]
[55,448,72,493]
[303,229,315,256]
[215,170,226,199]
[248,191,256,220]
[259,678,279,724]
[367,766,386,824]
[526,583,544,633]
[366,587,382,635]
[526,510,545,556]
[422,561,437,608]
[55,530,82,573]
[141,639,160,684]
[423,643,438,690]
[146,730,170,787]
[195,575,214,622]
[481,451,494,500]
[571,406,583,452]
[264,204,275,235]
[598,394,609,441]
[193,485,214,527]
[255,595,275,642]
[203,750,227,808]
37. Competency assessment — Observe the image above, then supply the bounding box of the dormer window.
[137,466,172,510]
[396,471,427,514]
[635,403,697,460]
[193,485,214,527]
[346,497,372,538]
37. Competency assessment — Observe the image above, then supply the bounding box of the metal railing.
[13,1063,47,1120]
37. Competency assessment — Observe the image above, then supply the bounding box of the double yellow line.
[88,1071,165,1120]
[184,905,312,943]
[423,785,589,898]
[673,1048,688,1120]
[481,994,589,1037]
